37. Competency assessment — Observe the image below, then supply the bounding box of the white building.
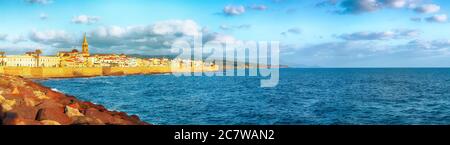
[0,55,60,67]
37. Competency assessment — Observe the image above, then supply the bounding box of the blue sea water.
[37,68,450,125]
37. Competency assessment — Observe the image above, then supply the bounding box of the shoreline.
[0,66,219,125]
[0,74,150,125]
[0,66,219,79]
[32,72,170,80]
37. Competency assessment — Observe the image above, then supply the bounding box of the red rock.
[40,120,61,125]
[112,111,128,117]
[81,102,107,112]
[17,87,35,98]
[2,93,20,100]
[11,87,20,95]
[36,107,72,125]
[68,103,80,109]
[110,117,130,125]
[8,105,38,120]
[130,115,141,122]
[0,75,149,125]
[2,113,41,125]
[36,100,64,109]
[12,97,35,107]
[57,96,77,106]
[84,108,115,124]
[45,90,65,99]
[71,116,104,125]
[0,78,11,88]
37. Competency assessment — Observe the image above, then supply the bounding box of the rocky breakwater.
[0,74,149,125]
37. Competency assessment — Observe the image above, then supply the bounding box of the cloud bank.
[338,29,420,40]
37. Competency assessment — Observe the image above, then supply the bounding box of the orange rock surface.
[0,74,149,125]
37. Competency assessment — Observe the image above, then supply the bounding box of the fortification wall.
[0,65,218,78]
[2,67,33,78]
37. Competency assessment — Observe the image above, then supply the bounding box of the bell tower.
[82,33,89,57]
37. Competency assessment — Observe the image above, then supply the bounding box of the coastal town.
[0,34,218,78]
[0,33,219,125]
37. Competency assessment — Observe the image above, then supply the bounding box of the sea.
[37,68,450,125]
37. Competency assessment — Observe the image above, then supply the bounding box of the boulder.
[130,115,141,121]
[0,79,11,88]
[84,108,115,124]
[71,116,104,125]
[110,115,134,125]
[11,87,19,95]
[0,75,149,125]
[17,87,35,99]
[34,91,50,100]
[65,106,84,118]
[36,107,72,125]
[8,106,38,120]
[58,97,77,106]
[36,100,64,109]
[0,96,16,112]
[2,113,41,125]
[40,120,61,125]
[45,90,65,99]
[23,97,36,107]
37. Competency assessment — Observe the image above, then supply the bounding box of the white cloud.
[282,37,450,67]
[72,15,100,24]
[318,0,428,14]
[25,0,52,5]
[0,44,50,55]
[406,39,450,52]
[151,20,200,36]
[28,30,77,48]
[26,19,243,55]
[0,34,27,44]
[6,35,27,44]
[203,32,240,44]
[88,20,220,52]
[338,29,420,40]
[383,0,407,8]
[27,20,200,51]
[223,5,246,16]
[414,4,440,14]
[426,14,448,23]
[0,34,7,41]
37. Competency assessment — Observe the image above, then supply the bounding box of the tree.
[35,49,42,67]
[0,52,5,66]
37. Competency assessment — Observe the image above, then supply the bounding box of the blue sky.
[0,0,450,67]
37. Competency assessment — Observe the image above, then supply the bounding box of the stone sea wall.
[0,66,219,78]
[0,74,149,125]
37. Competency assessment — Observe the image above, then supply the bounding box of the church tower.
[82,33,89,57]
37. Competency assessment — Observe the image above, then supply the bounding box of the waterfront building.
[0,50,59,67]
[58,49,88,67]
[57,34,92,67]
[0,33,215,69]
